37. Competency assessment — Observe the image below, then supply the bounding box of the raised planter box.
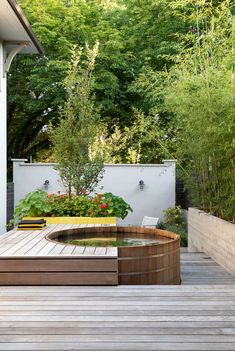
[23,216,117,225]
[188,208,235,275]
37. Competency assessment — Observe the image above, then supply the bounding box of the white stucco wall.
[0,41,7,234]
[12,159,176,226]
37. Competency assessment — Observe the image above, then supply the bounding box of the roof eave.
[7,0,44,54]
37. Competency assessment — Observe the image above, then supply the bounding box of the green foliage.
[164,1,235,221]
[8,0,187,164]
[93,108,176,163]
[163,206,185,227]
[12,190,133,220]
[156,221,188,247]
[8,0,79,161]
[163,223,188,247]
[8,0,234,224]
[99,193,133,219]
[13,189,52,221]
[50,43,104,197]
[158,205,187,247]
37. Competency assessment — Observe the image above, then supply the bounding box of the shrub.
[164,224,188,247]
[163,206,185,227]
[12,190,133,222]
[164,2,234,222]
[14,189,52,221]
[159,206,188,247]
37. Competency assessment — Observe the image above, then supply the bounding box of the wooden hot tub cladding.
[47,226,181,285]
[117,227,180,285]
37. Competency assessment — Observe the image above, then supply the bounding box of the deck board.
[0,285,235,350]
[0,224,117,258]
[180,248,235,285]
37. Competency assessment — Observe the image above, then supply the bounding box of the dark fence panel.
[176,179,191,209]
[7,183,14,223]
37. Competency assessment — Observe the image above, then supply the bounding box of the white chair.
[141,216,159,228]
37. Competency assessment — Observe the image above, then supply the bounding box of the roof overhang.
[0,0,44,54]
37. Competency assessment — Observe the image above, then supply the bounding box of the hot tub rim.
[45,226,180,248]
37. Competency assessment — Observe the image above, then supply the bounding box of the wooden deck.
[0,225,235,286]
[0,224,117,257]
[181,248,235,285]
[0,226,235,349]
[0,225,118,285]
[1,284,235,350]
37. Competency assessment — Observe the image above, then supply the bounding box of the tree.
[93,108,176,164]
[8,0,187,164]
[50,42,104,198]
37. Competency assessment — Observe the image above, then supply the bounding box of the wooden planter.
[188,208,235,276]
[23,216,117,225]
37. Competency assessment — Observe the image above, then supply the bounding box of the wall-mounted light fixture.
[43,180,50,190]
[139,180,145,191]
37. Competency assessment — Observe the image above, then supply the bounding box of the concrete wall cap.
[11,158,28,162]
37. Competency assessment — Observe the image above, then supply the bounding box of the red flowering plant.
[13,190,133,221]
[44,193,72,217]
[96,193,132,219]
[87,193,132,219]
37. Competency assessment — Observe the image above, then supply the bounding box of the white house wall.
[12,160,176,226]
[0,41,7,234]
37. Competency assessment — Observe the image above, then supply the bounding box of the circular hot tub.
[46,226,180,285]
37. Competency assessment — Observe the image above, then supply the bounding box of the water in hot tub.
[64,233,170,247]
